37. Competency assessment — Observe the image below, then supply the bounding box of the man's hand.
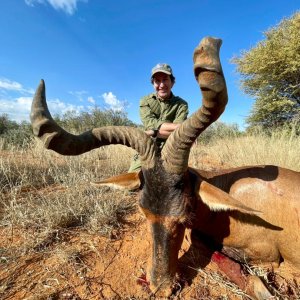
[144,129,155,136]
[144,123,181,139]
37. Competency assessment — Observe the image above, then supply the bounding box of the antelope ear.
[91,171,142,191]
[198,180,261,215]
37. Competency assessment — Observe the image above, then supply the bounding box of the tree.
[198,121,241,144]
[0,114,18,134]
[55,107,136,133]
[233,12,300,129]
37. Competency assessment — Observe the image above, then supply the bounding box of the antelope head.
[31,37,239,297]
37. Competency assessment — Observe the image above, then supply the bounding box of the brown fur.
[31,37,299,299]
[192,166,300,270]
[97,165,300,299]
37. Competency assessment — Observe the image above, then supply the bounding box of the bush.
[0,120,33,150]
[1,123,33,149]
[197,121,242,144]
[0,114,19,134]
[246,117,300,137]
[0,108,137,149]
[55,108,136,133]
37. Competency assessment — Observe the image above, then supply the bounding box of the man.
[128,63,188,172]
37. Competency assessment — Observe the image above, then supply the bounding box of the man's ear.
[91,171,142,191]
[198,180,261,215]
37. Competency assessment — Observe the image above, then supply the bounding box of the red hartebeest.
[31,37,300,299]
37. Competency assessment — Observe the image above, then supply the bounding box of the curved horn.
[162,37,228,174]
[30,80,156,168]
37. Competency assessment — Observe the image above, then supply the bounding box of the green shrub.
[54,108,136,133]
[198,121,242,144]
[0,121,33,150]
[0,114,18,134]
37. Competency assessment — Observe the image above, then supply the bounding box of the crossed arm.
[144,123,181,139]
[140,98,188,139]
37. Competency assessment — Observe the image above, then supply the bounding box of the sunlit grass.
[190,128,300,171]
[1,129,300,299]
[0,139,136,259]
[2,129,300,259]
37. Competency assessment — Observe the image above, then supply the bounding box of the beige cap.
[151,63,173,77]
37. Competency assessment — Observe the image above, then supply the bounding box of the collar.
[155,92,174,102]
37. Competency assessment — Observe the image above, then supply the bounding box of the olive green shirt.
[139,93,189,131]
[128,92,188,172]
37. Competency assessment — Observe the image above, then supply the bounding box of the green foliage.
[1,122,33,148]
[0,115,33,149]
[245,117,300,137]
[198,121,242,144]
[0,108,136,149]
[232,12,300,129]
[0,114,19,134]
[54,107,136,133]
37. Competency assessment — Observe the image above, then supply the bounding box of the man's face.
[152,73,174,100]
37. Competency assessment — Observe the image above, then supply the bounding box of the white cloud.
[0,97,34,122]
[87,96,95,104]
[25,0,43,6]
[48,98,85,115]
[0,77,85,122]
[25,0,87,15]
[0,77,130,123]
[0,96,84,123]
[102,92,127,112]
[0,78,34,94]
[69,90,88,102]
[69,91,97,107]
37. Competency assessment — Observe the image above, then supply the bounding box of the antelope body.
[31,37,300,299]
[192,166,300,268]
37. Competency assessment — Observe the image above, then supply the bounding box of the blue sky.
[0,0,299,128]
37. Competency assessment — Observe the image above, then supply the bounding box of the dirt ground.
[1,206,300,300]
[1,149,300,299]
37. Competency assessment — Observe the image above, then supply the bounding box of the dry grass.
[191,267,248,300]
[190,129,300,171]
[0,139,138,298]
[0,140,136,258]
[2,131,300,244]
[242,264,300,299]
[1,129,300,299]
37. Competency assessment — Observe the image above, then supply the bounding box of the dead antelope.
[31,37,300,299]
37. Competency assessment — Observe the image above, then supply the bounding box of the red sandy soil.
[1,207,300,300]
[1,150,299,299]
